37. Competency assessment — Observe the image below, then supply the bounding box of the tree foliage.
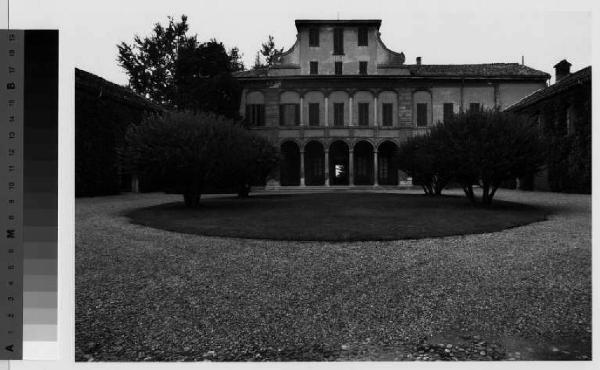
[397,109,546,204]
[117,15,244,117]
[122,112,279,207]
[254,35,284,68]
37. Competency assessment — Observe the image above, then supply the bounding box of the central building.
[234,19,549,187]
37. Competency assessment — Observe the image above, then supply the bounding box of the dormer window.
[333,28,344,55]
[358,27,368,46]
[309,28,319,47]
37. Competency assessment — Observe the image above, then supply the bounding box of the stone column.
[324,96,329,127]
[300,149,305,186]
[348,96,353,127]
[324,149,330,186]
[373,150,379,186]
[373,96,378,127]
[349,149,354,186]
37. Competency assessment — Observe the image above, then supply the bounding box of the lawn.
[126,192,546,241]
[75,189,591,361]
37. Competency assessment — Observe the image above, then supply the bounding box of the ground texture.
[126,193,545,241]
[75,189,591,361]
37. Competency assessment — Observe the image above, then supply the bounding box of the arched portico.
[354,141,374,185]
[378,141,399,185]
[329,141,349,185]
[304,141,325,185]
[280,141,300,186]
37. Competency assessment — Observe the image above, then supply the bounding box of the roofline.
[295,19,382,30]
[235,75,550,82]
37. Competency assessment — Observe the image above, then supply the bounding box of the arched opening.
[329,141,349,185]
[378,141,399,185]
[280,141,300,186]
[354,141,374,185]
[305,141,325,186]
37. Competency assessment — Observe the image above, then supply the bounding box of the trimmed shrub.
[121,111,278,207]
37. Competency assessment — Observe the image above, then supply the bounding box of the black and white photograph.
[8,0,596,367]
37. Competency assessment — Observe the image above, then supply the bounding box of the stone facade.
[235,19,550,187]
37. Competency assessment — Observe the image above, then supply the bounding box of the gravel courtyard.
[75,189,591,361]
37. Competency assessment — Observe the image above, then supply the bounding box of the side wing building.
[234,19,550,187]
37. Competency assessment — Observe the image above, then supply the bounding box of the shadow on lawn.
[125,193,548,242]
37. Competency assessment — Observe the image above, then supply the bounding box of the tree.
[396,130,454,196]
[118,15,243,116]
[440,109,546,204]
[260,35,284,67]
[122,112,278,207]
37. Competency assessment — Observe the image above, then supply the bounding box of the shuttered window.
[417,103,428,127]
[245,104,265,126]
[333,28,344,55]
[279,104,299,126]
[443,103,454,122]
[358,103,369,126]
[333,103,344,126]
[358,27,368,46]
[308,103,320,126]
[359,61,368,75]
[309,28,319,47]
[382,103,393,126]
[335,62,343,75]
[310,61,318,75]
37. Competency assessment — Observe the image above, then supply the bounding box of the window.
[417,103,428,127]
[359,61,368,75]
[382,103,393,126]
[333,28,344,55]
[566,105,575,135]
[309,28,319,47]
[443,103,454,122]
[358,27,368,46]
[469,103,480,112]
[310,61,318,75]
[308,103,320,126]
[335,61,343,75]
[279,104,299,126]
[245,104,265,126]
[333,103,344,126]
[358,103,369,126]
[357,157,368,176]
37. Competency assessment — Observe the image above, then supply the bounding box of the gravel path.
[75,189,591,361]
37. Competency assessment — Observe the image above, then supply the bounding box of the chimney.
[553,59,572,83]
[416,56,422,65]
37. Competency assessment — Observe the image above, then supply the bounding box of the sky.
[7,0,593,86]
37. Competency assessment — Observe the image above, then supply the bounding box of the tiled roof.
[406,63,550,78]
[75,68,164,111]
[505,66,591,112]
[233,63,550,79]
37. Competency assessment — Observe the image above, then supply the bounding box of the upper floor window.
[382,103,393,127]
[358,27,368,46]
[246,104,265,126]
[333,28,344,55]
[469,103,480,112]
[309,28,319,47]
[310,61,318,75]
[443,103,454,122]
[335,61,343,75]
[417,103,428,127]
[333,103,344,126]
[359,61,368,75]
[308,103,320,126]
[358,103,369,126]
[279,104,300,126]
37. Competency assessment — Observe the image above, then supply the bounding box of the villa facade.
[234,19,550,187]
